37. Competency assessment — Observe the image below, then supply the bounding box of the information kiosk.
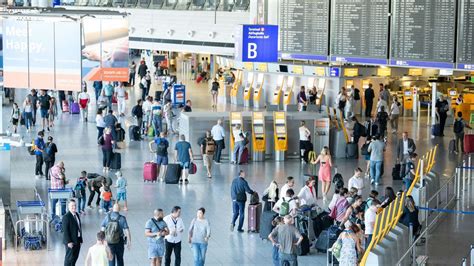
[172,84,186,107]
[449,88,458,109]
[229,112,243,152]
[272,75,286,108]
[251,112,265,161]
[230,70,243,105]
[273,112,287,161]
[329,108,348,158]
[314,118,330,154]
[243,72,255,107]
[253,73,265,109]
[283,76,295,111]
[403,88,414,116]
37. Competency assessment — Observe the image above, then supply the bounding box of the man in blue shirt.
[230,170,255,232]
[174,135,193,184]
[34,131,46,178]
[101,203,131,266]
[145,209,169,266]
[149,132,169,181]
[93,81,103,101]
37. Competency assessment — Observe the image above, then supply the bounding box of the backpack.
[156,139,168,156]
[250,192,259,205]
[74,180,84,199]
[28,140,36,155]
[105,214,122,244]
[338,99,346,110]
[354,122,367,137]
[354,89,360,100]
[205,139,216,155]
[332,173,344,189]
[454,120,464,134]
[279,198,293,216]
[131,105,139,117]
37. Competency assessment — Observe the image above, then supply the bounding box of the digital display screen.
[404,91,412,96]
[276,126,286,134]
[254,127,264,134]
[449,90,457,96]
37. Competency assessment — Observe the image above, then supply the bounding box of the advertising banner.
[82,17,129,82]
[3,20,29,88]
[55,21,81,91]
[29,21,55,89]
[235,25,278,63]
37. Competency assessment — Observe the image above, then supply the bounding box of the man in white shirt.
[299,121,311,162]
[114,82,127,117]
[273,189,298,217]
[163,206,185,266]
[348,167,364,196]
[231,124,246,165]
[280,176,295,199]
[364,199,380,249]
[142,96,153,129]
[211,119,225,164]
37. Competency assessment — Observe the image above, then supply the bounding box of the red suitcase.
[196,75,204,83]
[62,100,69,112]
[143,162,158,182]
[248,203,262,232]
[239,147,249,164]
[189,162,197,175]
[464,133,474,154]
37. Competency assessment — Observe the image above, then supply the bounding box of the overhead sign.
[235,24,278,63]
[408,68,423,76]
[329,67,340,77]
[377,68,391,77]
[344,68,359,77]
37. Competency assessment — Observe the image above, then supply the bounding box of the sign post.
[235,25,278,63]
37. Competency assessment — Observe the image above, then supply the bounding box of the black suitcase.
[129,126,140,141]
[392,163,402,180]
[110,153,121,170]
[259,211,277,240]
[297,233,310,256]
[345,142,359,159]
[315,226,341,253]
[165,164,181,184]
[155,91,162,101]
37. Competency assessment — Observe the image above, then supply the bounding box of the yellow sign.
[377,68,391,76]
[257,63,268,72]
[292,65,303,75]
[243,62,253,70]
[315,67,326,77]
[344,68,359,77]
[345,80,354,88]
[408,68,423,76]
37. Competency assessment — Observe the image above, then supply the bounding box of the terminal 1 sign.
[235,25,278,63]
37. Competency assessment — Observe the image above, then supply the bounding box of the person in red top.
[50,161,67,219]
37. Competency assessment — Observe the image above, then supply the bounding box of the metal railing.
[460,245,474,266]
[396,154,472,265]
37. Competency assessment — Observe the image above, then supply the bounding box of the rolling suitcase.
[155,91,162,101]
[143,162,158,182]
[464,133,474,153]
[247,203,262,232]
[110,153,121,170]
[165,164,181,184]
[297,234,310,256]
[431,124,441,136]
[239,147,249,164]
[196,75,204,83]
[392,163,402,180]
[259,211,277,240]
[345,142,358,159]
[448,139,456,153]
[129,126,140,141]
[62,100,69,112]
[71,102,80,114]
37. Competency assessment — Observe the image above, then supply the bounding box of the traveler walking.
[100,127,114,173]
[78,88,90,122]
[37,90,51,131]
[145,209,169,266]
[129,61,136,86]
[174,134,193,184]
[10,102,20,134]
[379,83,390,103]
[23,98,34,132]
[188,207,211,266]
[368,135,385,186]
[115,171,128,211]
[364,83,375,117]
[397,131,416,165]
[402,153,417,191]
[390,97,401,133]
[27,89,38,126]
[138,60,148,80]
[268,215,304,266]
[115,83,127,117]
[453,111,472,153]
[311,146,332,200]
[74,171,88,215]
[211,119,225,164]
[376,106,389,138]
[210,78,219,108]
[164,206,185,266]
[435,95,450,136]
[34,130,46,178]
[93,81,103,102]
[101,203,131,266]
[43,136,58,180]
[336,87,347,118]
[149,132,169,180]
[96,109,106,142]
[48,97,58,129]
[85,231,113,266]
[131,99,144,133]
[104,82,115,111]
[231,124,246,165]
[230,170,255,232]
[299,121,311,162]
[62,199,83,266]
[199,131,215,178]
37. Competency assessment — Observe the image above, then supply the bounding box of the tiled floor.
[0,74,467,265]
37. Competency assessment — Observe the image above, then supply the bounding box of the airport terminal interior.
[0,0,473,266]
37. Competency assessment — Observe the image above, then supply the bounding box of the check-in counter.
[403,89,413,116]
[271,75,286,109]
[229,112,243,152]
[253,73,265,109]
[230,70,243,105]
[243,72,254,107]
[273,112,287,161]
[252,112,265,161]
[283,76,295,111]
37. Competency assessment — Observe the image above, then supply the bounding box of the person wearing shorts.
[199,131,215,178]
[37,90,51,132]
[149,132,169,181]
[174,135,193,184]
[145,209,169,266]
[115,171,128,211]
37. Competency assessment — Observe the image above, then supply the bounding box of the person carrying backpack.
[43,136,58,180]
[199,131,216,178]
[272,189,298,217]
[75,171,88,215]
[453,111,472,154]
[149,132,169,181]
[101,203,131,266]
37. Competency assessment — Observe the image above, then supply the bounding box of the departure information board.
[457,0,474,70]
[390,0,456,68]
[279,0,329,61]
[330,0,389,65]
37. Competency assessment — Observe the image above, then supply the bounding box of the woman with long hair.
[400,195,421,236]
[312,146,333,201]
[381,186,396,208]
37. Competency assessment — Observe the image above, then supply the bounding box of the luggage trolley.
[48,188,73,233]
[15,200,48,251]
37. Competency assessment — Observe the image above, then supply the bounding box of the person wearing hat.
[44,136,58,180]
[115,171,128,211]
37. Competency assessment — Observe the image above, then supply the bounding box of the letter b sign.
[248,43,257,59]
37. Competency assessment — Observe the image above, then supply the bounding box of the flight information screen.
[457,0,474,70]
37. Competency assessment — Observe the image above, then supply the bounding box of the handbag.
[331,238,342,260]
[361,143,370,156]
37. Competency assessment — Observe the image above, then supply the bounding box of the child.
[100,181,113,213]
[115,171,128,211]
[74,171,88,214]
[271,216,284,266]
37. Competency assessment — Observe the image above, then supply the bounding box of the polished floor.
[0,74,468,265]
